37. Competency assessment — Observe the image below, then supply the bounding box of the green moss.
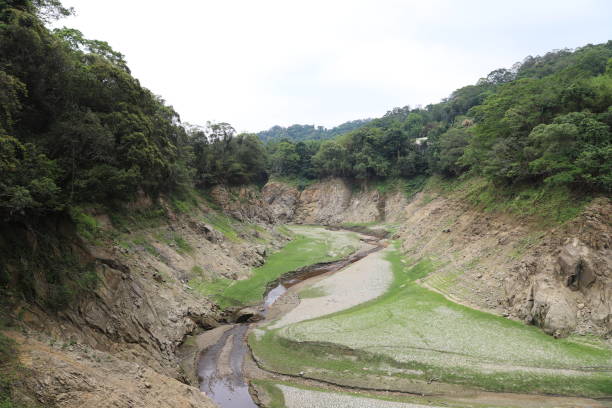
[189,276,240,306]
[202,213,241,242]
[195,227,360,308]
[173,236,193,254]
[212,235,333,307]
[275,225,294,238]
[69,207,100,242]
[170,188,201,214]
[132,236,160,257]
[251,380,287,408]
[467,182,589,224]
[190,265,204,276]
[108,206,167,232]
[116,240,132,250]
[197,189,222,211]
[298,286,327,299]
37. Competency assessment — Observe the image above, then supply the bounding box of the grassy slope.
[423,175,592,225]
[250,244,612,397]
[193,226,361,308]
[0,331,38,408]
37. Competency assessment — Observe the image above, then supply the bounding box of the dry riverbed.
[249,239,612,406]
[268,247,392,329]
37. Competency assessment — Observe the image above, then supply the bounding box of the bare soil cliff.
[262,178,407,225]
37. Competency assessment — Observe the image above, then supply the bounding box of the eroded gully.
[196,232,383,408]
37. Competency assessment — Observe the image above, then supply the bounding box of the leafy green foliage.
[0,134,61,218]
[261,42,611,202]
[257,120,370,143]
[0,0,192,221]
[2,0,608,223]
[189,123,267,187]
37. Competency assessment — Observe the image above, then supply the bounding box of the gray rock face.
[262,182,300,222]
[505,199,612,337]
[556,239,597,290]
[210,184,274,223]
[50,246,221,379]
[529,282,577,338]
[261,178,400,225]
[237,246,265,267]
[189,220,224,243]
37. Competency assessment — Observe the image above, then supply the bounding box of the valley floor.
[246,228,612,407]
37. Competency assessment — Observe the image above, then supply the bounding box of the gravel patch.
[269,248,393,329]
[278,384,441,408]
[286,225,365,257]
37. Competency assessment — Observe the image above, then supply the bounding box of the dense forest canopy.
[1,0,610,224]
[256,119,371,143]
[262,43,612,191]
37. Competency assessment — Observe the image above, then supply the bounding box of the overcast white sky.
[54,0,612,133]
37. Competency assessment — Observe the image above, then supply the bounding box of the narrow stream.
[197,235,383,408]
[198,325,256,407]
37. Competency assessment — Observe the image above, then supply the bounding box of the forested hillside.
[256,120,370,143]
[265,45,612,195]
[1,0,610,223]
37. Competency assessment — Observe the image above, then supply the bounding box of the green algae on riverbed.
[191,226,361,308]
[250,243,612,397]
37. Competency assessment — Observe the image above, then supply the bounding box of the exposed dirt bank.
[396,191,611,339]
[6,331,216,408]
[0,195,289,407]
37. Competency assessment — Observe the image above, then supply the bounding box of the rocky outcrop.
[261,178,405,225]
[189,220,224,243]
[8,331,215,408]
[210,184,274,223]
[505,198,612,337]
[262,182,300,223]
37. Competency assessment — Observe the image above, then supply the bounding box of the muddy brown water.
[197,236,383,408]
